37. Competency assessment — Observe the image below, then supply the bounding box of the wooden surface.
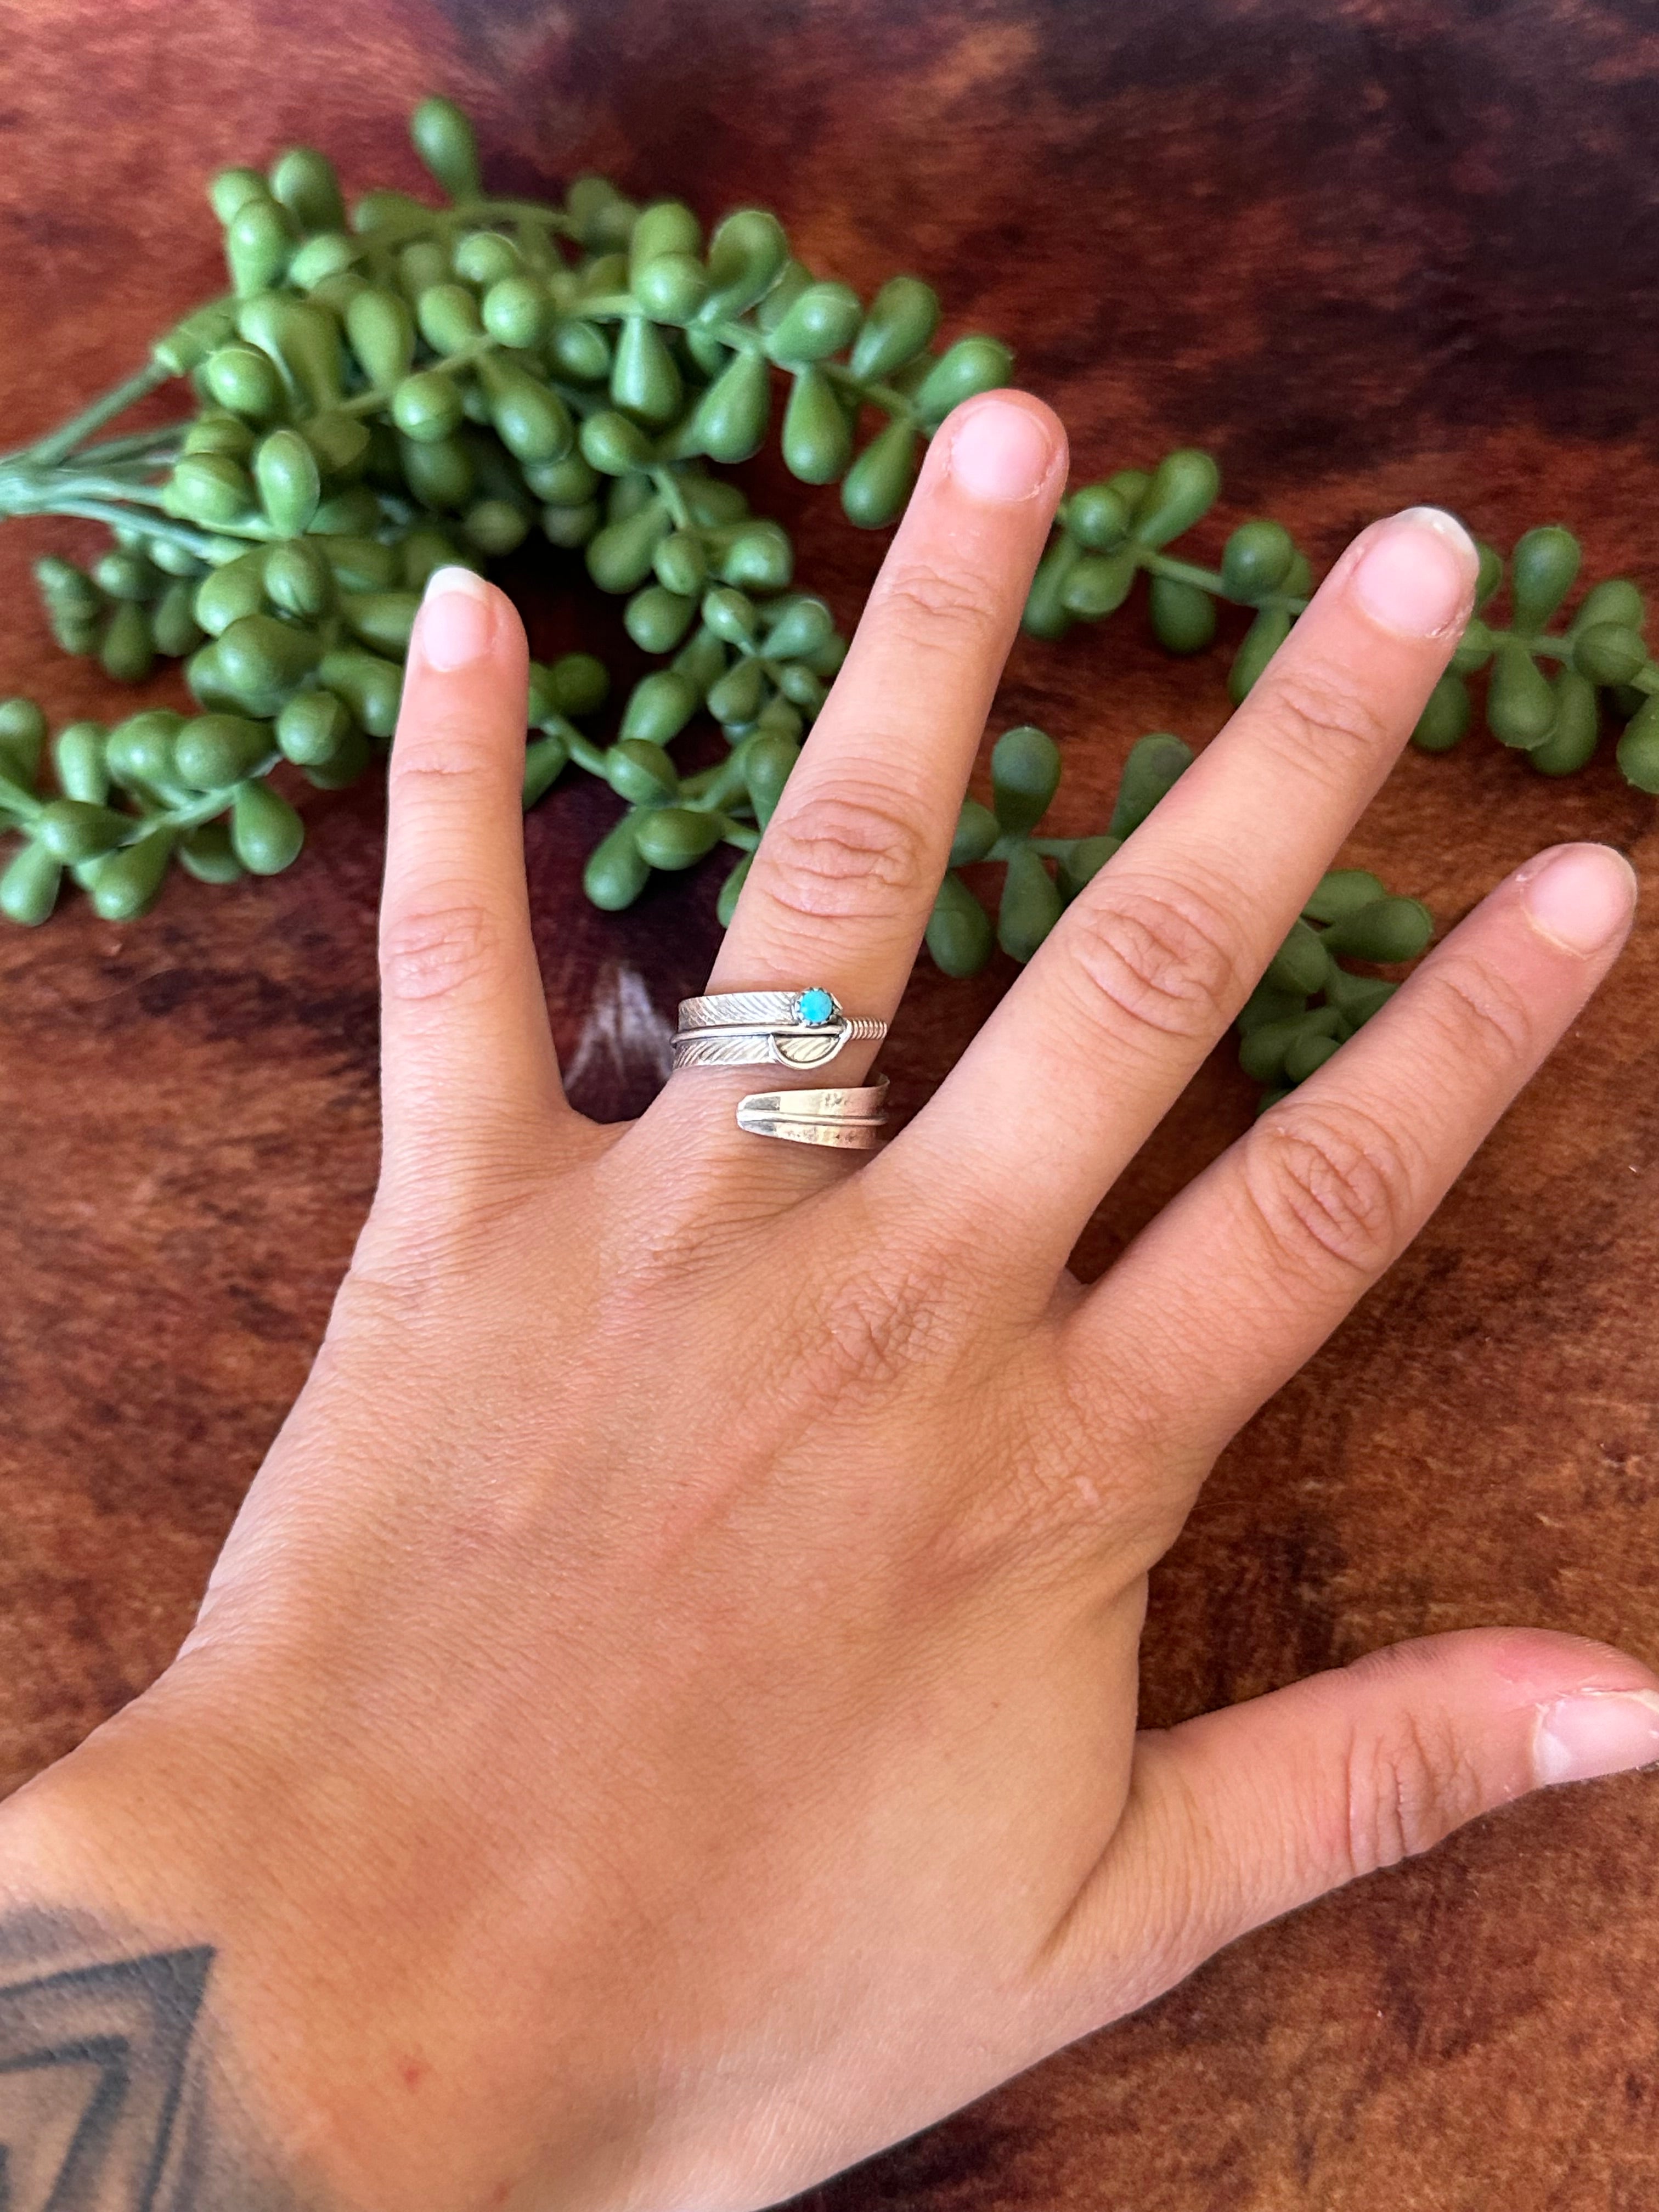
[3,1,1659,2203]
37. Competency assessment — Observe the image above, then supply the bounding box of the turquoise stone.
[797,988,836,1025]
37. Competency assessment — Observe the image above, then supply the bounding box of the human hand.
[9,392,1656,2212]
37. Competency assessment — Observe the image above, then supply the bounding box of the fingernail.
[417,566,495,671]
[1516,842,1638,956]
[1350,506,1479,638]
[1534,1688,1659,1785]
[946,396,1059,504]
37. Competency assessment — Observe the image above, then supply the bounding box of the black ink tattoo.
[0,1916,306,2211]
[0,1943,211,2209]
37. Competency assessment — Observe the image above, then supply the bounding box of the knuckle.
[1241,1100,1418,1280]
[1342,1703,1479,1880]
[349,1173,551,1317]
[940,1327,1175,1584]
[1130,1747,1229,1990]
[1256,660,1396,778]
[390,709,505,793]
[331,1238,455,1340]
[757,783,930,928]
[1417,951,1537,1074]
[380,893,501,1004]
[1059,876,1245,1049]
[874,554,998,650]
[805,1243,968,1406]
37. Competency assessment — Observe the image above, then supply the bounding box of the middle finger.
[878,505,1480,1289]
[674,391,1065,1128]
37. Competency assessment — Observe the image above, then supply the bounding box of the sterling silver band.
[672,988,887,1072]
[736,1078,889,1149]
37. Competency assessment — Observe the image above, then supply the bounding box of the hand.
[10,392,1655,2212]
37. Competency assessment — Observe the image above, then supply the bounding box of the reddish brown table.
[2,2,1657,2204]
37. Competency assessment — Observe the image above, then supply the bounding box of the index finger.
[379,569,568,1207]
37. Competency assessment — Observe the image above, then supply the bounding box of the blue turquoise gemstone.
[797,987,836,1025]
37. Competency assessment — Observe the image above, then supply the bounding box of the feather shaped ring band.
[672,989,890,1149]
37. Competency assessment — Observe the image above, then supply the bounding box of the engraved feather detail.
[672,995,887,1073]
[671,1032,786,1068]
[677,991,803,1030]
[776,1030,845,1066]
[735,1078,889,1148]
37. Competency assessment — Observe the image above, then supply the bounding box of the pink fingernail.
[1534,1688,1659,1785]
[1349,506,1478,638]
[946,396,1059,504]
[418,566,496,671]
[1516,842,1638,956]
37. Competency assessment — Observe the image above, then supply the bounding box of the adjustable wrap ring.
[671,988,887,1073]
[735,1077,890,1150]
[673,988,891,1150]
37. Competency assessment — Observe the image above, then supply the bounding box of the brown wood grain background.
[3,1,1658,2203]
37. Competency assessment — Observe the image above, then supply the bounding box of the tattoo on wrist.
[0,1910,301,2209]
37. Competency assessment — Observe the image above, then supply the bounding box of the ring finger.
[647,390,1065,1152]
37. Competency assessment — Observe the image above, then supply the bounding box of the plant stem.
[1137,550,1226,594]
[566,733,608,777]
[450,199,580,239]
[77,422,189,466]
[681,753,749,811]
[21,359,174,470]
[131,782,268,841]
[40,472,173,510]
[1137,546,1313,617]
[821,363,912,418]
[575,294,915,422]
[649,466,693,533]
[15,495,230,562]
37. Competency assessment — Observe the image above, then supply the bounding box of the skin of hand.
[2,391,1655,2212]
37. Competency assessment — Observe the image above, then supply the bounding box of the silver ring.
[736,1077,889,1149]
[672,988,887,1072]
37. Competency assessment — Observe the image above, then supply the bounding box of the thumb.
[1048,1629,1659,2030]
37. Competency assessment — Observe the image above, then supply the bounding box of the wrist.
[0,1678,655,2211]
